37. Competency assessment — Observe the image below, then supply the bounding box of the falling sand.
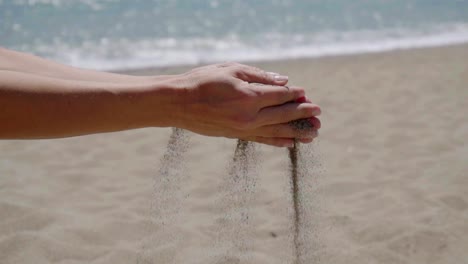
[288,140,302,263]
[214,139,258,263]
[141,120,318,263]
[288,118,318,264]
[215,118,317,264]
[139,128,191,264]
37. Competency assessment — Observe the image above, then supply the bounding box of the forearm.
[0,47,170,84]
[0,70,179,139]
[0,59,321,147]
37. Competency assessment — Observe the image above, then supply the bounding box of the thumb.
[234,65,289,85]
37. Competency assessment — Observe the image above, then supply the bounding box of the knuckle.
[250,83,271,97]
[247,65,262,73]
[239,65,270,82]
[235,65,249,73]
[288,86,305,98]
[222,76,238,87]
[250,67,270,82]
[219,61,239,68]
[300,104,315,116]
[294,87,306,97]
[275,87,290,98]
[242,85,262,100]
[207,76,237,89]
[260,72,271,83]
[238,86,257,100]
[237,79,250,88]
[251,87,266,98]
[238,63,254,70]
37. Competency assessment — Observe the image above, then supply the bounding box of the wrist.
[124,74,188,129]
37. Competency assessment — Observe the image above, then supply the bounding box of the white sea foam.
[35,23,468,71]
[11,0,115,9]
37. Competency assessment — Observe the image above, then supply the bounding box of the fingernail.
[296,96,307,103]
[274,75,289,82]
[312,108,321,116]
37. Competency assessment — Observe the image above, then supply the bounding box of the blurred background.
[1,1,468,264]
[1,0,468,70]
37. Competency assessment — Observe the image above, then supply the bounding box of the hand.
[170,62,321,147]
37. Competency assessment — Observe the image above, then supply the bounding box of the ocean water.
[1,0,468,70]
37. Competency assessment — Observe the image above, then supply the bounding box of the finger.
[233,64,289,85]
[256,123,319,139]
[243,136,295,148]
[257,103,321,126]
[307,116,321,130]
[249,84,305,107]
[296,96,312,103]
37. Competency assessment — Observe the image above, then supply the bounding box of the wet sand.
[1,44,467,263]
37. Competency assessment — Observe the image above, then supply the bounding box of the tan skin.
[0,47,321,147]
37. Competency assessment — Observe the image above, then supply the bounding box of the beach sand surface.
[0,44,467,264]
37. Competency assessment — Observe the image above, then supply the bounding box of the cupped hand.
[171,62,321,147]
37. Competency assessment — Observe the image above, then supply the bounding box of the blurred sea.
[1,0,468,70]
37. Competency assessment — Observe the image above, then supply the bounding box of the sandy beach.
[1,44,467,264]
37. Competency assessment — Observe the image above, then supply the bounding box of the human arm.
[0,70,176,138]
[0,47,168,83]
[0,49,321,146]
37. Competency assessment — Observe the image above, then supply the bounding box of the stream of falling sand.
[287,119,320,264]
[139,124,319,263]
[138,128,190,264]
[213,139,258,263]
[289,140,302,264]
